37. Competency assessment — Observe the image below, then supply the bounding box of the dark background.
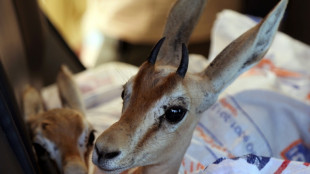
[244,0,310,45]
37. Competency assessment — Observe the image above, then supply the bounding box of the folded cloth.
[204,154,310,174]
[180,10,310,174]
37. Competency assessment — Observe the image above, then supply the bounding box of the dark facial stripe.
[136,122,160,150]
[119,62,184,152]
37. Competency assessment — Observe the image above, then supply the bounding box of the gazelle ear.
[23,85,45,120]
[57,65,85,115]
[203,0,288,93]
[157,0,207,66]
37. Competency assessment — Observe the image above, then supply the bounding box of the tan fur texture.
[93,0,288,173]
[23,66,94,174]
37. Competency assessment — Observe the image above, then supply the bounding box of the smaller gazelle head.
[23,66,95,174]
[93,0,288,173]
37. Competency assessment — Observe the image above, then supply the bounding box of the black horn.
[176,43,189,78]
[148,37,166,64]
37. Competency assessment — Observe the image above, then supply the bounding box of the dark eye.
[121,90,125,99]
[87,131,95,146]
[164,106,187,124]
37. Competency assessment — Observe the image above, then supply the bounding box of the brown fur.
[93,0,288,174]
[27,108,88,163]
[126,62,182,119]
[23,66,93,174]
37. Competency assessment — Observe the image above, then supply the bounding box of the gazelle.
[23,65,95,174]
[93,0,288,173]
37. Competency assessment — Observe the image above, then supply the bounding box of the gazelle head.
[23,66,95,174]
[93,0,288,173]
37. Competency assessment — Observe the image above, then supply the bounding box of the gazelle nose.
[104,151,121,159]
[95,145,121,161]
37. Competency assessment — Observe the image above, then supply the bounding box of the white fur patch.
[77,120,93,163]
[34,134,62,169]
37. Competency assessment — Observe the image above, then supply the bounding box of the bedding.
[42,10,310,174]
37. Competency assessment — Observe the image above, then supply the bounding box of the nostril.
[95,145,103,160]
[94,144,121,160]
[104,151,121,159]
[95,145,100,154]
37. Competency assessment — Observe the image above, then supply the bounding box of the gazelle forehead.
[135,63,179,87]
[120,63,187,120]
[33,109,86,143]
[155,65,178,75]
[124,62,179,88]
[42,109,83,125]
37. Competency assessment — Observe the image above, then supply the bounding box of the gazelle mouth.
[96,160,135,174]
[97,165,131,174]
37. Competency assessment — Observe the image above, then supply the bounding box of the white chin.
[97,165,131,174]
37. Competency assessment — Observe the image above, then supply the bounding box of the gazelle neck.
[138,163,179,174]
[136,131,192,174]
[137,148,186,174]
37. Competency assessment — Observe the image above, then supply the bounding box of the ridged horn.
[176,43,189,78]
[148,37,166,64]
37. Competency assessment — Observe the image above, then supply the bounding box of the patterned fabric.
[204,154,310,174]
[179,9,310,174]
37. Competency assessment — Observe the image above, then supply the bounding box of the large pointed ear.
[203,0,288,93]
[23,85,45,121]
[57,65,85,115]
[156,0,207,66]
